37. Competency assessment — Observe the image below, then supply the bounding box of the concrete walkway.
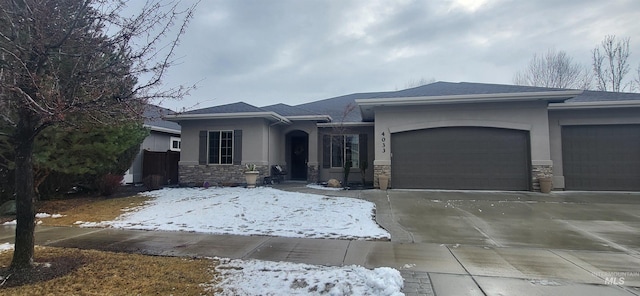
[1,185,639,295]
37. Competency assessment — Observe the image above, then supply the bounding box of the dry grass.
[37,194,151,226]
[0,246,221,295]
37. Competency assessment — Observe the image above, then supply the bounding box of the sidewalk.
[0,226,638,295]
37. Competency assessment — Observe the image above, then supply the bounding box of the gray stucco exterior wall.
[372,101,553,190]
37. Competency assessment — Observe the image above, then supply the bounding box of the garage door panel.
[562,125,640,191]
[391,127,531,190]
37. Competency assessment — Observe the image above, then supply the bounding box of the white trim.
[287,115,332,122]
[168,112,291,124]
[144,124,181,135]
[356,90,582,106]
[169,136,181,152]
[329,134,361,169]
[532,160,553,166]
[208,130,234,165]
[549,100,640,110]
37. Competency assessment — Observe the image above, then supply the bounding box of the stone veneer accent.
[307,165,319,183]
[372,163,553,192]
[373,164,391,189]
[179,164,268,187]
[531,164,553,192]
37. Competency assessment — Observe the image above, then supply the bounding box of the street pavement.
[1,185,639,296]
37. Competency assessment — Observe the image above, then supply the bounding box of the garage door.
[562,125,640,191]
[391,127,531,190]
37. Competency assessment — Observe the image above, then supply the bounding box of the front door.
[290,136,308,180]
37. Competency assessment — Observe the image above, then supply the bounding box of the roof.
[176,81,640,123]
[261,104,320,117]
[566,90,640,102]
[168,101,291,123]
[376,82,571,98]
[296,93,385,122]
[170,101,331,123]
[143,104,181,134]
[295,82,583,122]
[180,102,265,115]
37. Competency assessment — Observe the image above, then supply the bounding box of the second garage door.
[391,127,531,190]
[562,124,640,191]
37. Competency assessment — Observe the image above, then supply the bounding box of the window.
[331,134,359,168]
[170,137,181,151]
[208,131,233,164]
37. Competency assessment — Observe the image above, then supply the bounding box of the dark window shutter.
[359,133,368,167]
[199,131,207,164]
[322,134,331,168]
[233,130,242,165]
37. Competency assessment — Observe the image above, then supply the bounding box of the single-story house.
[168,82,640,191]
[124,104,181,184]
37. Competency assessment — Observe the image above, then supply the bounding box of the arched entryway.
[286,130,309,180]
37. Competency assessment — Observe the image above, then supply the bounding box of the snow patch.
[209,258,404,296]
[529,279,563,286]
[35,213,52,218]
[77,187,390,240]
[0,243,14,252]
[306,184,343,191]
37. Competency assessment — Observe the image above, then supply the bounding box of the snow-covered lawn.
[210,258,403,296]
[77,187,390,240]
[2,187,402,294]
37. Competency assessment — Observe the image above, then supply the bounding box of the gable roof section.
[296,92,393,122]
[298,82,583,122]
[378,81,571,98]
[550,90,640,109]
[169,102,290,123]
[180,102,265,114]
[261,104,331,121]
[356,82,585,121]
[566,90,640,102]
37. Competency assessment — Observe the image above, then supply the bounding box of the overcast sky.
[141,0,640,111]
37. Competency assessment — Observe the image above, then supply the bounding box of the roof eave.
[286,115,333,122]
[356,90,583,106]
[167,112,291,124]
[144,124,181,135]
[549,100,640,110]
[356,90,583,121]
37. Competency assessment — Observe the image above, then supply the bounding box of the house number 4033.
[381,132,386,153]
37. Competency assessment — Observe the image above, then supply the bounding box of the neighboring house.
[168,82,640,191]
[124,104,181,184]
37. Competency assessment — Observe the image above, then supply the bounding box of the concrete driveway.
[362,190,640,254]
[276,184,640,294]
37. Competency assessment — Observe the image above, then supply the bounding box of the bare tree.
[592,35,631,92]
[404,77,436,89]
[513,49,591,89]
[0,0,195,269]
